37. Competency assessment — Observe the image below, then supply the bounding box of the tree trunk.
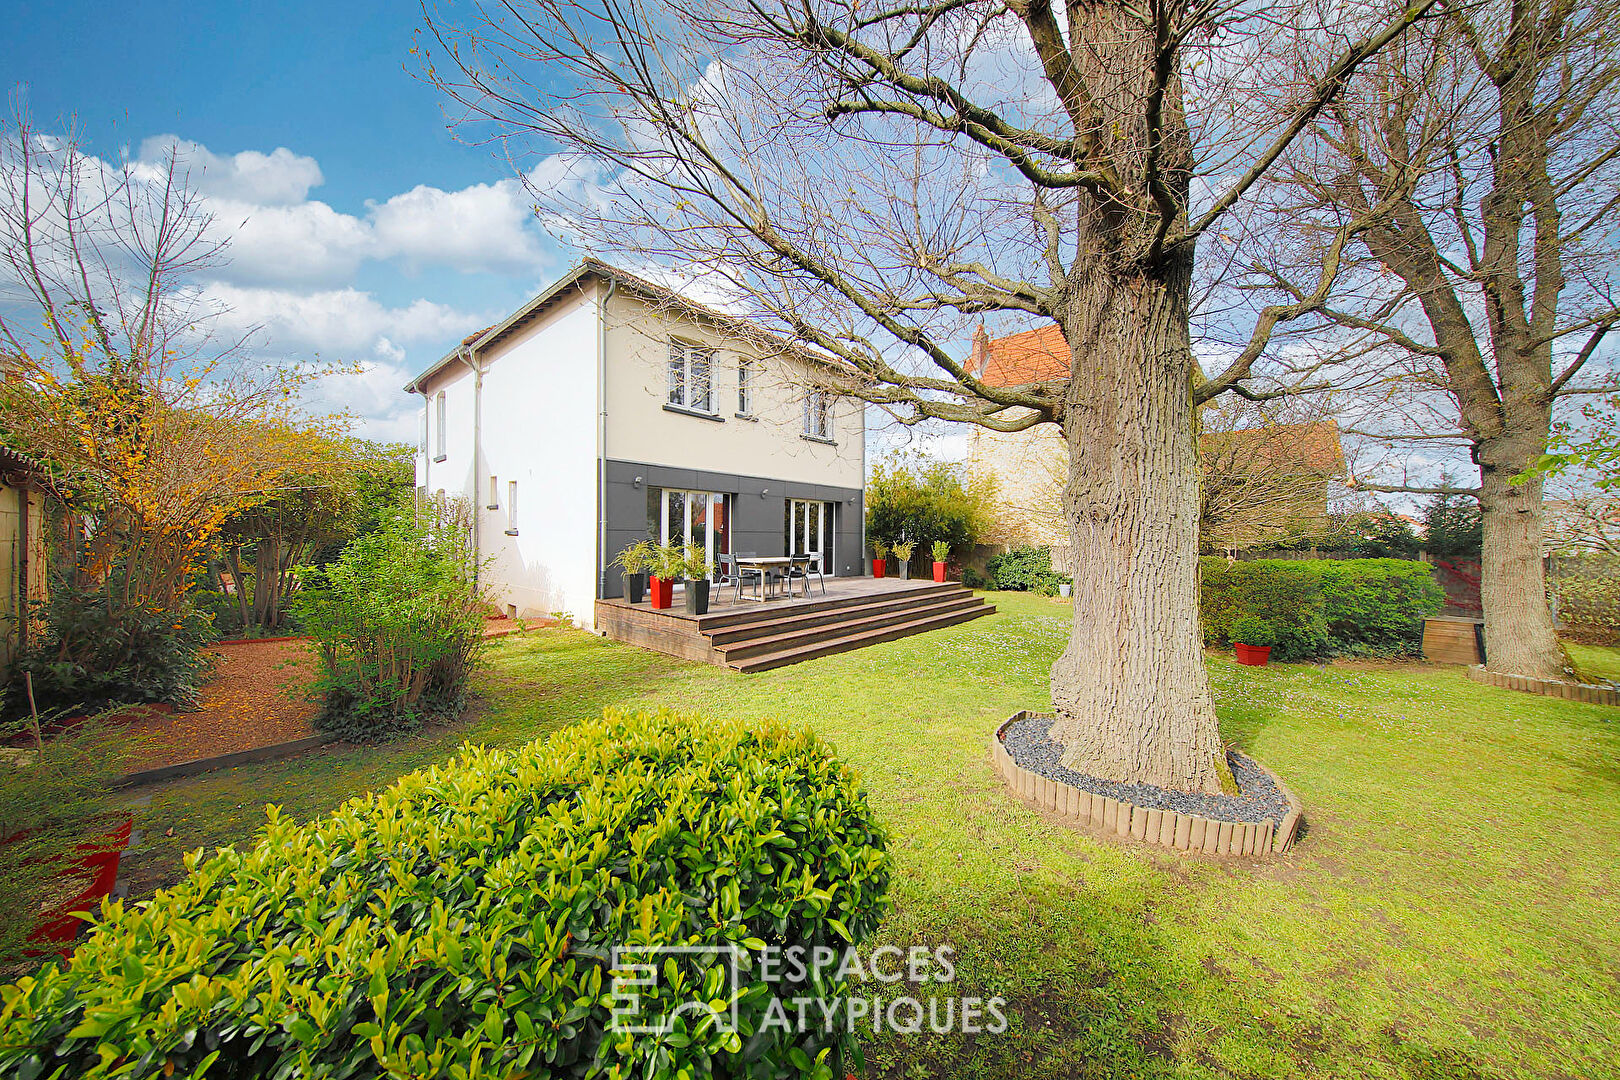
[1047,268,1225,794]
[1477,440,1563,679]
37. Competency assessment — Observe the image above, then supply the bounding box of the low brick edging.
[116,733,339,788]
[989,711,1303,858]
[1466,665,1620,707]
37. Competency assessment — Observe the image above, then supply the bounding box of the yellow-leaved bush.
[0,709,892,1080]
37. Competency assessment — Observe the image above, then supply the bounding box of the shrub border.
[989,711,1303,858]
[1466,665,1619,708]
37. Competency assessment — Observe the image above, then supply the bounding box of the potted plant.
[892,540,916,581]
[612,539,655,604]
[871,539,889,579]
[681,544,712,615]
[648,544,684,609]
[930,540,950,583]
[1230,616,1278,667]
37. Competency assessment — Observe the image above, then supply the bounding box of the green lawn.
[1567,642,1620,683]
[119,593,1619,1079]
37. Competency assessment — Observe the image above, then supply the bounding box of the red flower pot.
[649,576,674,609]
[871,560,886,579]
[932,561,947,583]
[1234,643,1272,667]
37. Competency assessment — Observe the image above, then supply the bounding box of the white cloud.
[369,179,546,273]
[140,135,324,205]
[206,283,485,356]
[207,198,373,285]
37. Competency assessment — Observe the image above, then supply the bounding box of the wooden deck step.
[705,586,979,645]
[714,594,988,660]
[727,601,996,672]
[691,581,962,631]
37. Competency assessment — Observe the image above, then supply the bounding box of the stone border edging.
[1466,665,1619,707]
[989,711,1303,858]
[116,733,339,788]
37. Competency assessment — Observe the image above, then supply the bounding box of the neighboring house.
[960,323,1343,554]
[403,259,866,629]
[1543,496,1620,556]
[0,445,48,680]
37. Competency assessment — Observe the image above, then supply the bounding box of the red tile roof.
[968,323,1068,385]
[1199,420,1344,475]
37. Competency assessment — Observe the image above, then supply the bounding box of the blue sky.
[4,0,577,444]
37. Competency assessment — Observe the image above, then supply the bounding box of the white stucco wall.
[601,291,865,489]
[414,283,601,628]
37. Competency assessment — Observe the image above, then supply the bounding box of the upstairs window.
[803,390,832,440]
[434,392,447,459]
[737,356,754,415]
[667,339,714,413]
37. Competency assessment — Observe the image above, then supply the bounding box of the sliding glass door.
[659,489,729,578]
[785,499,833,573]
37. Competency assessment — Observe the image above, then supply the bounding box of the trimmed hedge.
[1201,558,1444,661]
[0,709,892,1080]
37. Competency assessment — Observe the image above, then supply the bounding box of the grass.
[1567,642,1620,683]
[115,593,1619,1079]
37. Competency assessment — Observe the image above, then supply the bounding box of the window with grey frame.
[802,390,832,439]
[667,339,714,413]
[434,391,447,459]
[737,356,754,414]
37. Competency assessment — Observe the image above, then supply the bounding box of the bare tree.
[423,0,1433,792]
[1198,400,1345,556]
[1249,1,1620,678]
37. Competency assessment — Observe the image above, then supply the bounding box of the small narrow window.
[488,475,499,509]
[667,342,686,407]
[506,480,519,535]
[419,405,428,454]
[802,391,832,440]
[434,392,447,459]
[737,357,753,414]
[690,348,712,412]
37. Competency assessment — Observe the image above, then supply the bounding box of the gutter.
[597,276,617,605]
[455,344,484,589]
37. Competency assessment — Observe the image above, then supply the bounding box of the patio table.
[732,555,813,601]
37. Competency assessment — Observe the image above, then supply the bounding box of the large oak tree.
[425,0,1432,792]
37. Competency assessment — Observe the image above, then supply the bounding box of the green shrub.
[292,505,485,740]
[986,546,1067,596]
[865,451,995,557]
[1553,561,1620,645]
[960,567,988,590]
[10,575,217,715]
[1228,615,1277,648]
[1200,558,1442,661]
[0,708,891,1080]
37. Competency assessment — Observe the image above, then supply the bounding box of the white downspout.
[596,277,616,609]
[455,345,483,589]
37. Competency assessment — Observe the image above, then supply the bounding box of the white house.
[404,259,867,628]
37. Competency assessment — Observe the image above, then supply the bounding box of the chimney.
[969,324,989,378]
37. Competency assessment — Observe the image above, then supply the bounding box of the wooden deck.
[595,577,995,671]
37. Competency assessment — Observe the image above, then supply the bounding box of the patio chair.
[725,552,766,602]
[783,551,823,598]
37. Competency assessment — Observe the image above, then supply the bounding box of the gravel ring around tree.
[1001,715,1288,827]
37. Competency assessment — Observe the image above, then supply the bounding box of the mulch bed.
[118,640,320,773]
[1001,714,1290,827]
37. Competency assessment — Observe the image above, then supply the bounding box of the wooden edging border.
[1466,664,1619,708]
[989,711,1303,858]
[116,733,339,789]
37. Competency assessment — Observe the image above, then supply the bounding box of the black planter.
[623,572,648,604]
[684,578,711,615]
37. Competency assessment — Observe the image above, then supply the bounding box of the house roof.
[1199,420,1344,476]
[0,444,46,486]
[403,258,844,394]
[967,323,1068,385]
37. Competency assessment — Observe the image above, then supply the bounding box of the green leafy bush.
[960,567,988,590]
[10,574,217,715]
[1228,615,1277,648]
[986,546,1067,596]
[1201,558,1443,661]
[0,708,893,1080]
[1553,560,1620,645]
[865,451,995,557]
[292,505,485,740]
